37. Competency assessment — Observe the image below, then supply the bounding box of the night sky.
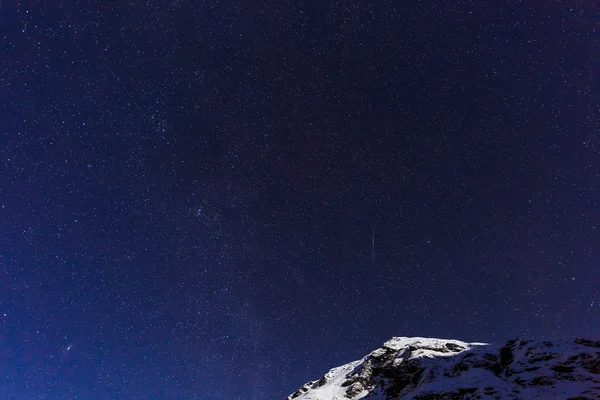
[1,1,599,399]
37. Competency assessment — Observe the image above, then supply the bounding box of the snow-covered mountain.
[287,337,600,400]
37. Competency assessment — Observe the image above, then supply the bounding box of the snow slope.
[287,337,600,400]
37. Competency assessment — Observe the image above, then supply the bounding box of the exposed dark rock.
[344,381,363,398]
[575,338,600,349]
[453,362,469,373]
[552,364,575,373]
[445,343,465,352]
[525,366,540,372]
[514,376,526,385]
[287,380,317,399]
[413,393,439,400]
[457,387,478,395]
[314,376,328,388]
[530,354,554,363]
[500,345,514,367]
[531,376,554,386]
[581,354,600,374]
[384,362,425,398]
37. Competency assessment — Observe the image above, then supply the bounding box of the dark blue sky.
[1,1,599,399]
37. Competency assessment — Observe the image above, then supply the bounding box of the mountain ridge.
[287,336,600,399]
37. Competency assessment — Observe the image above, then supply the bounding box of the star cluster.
[1,1,599,399]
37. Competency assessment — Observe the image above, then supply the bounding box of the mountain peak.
[287,336,600,399]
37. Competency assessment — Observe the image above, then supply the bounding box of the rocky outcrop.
[287,336,600,399]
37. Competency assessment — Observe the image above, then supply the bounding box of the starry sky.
[1,1,599,399]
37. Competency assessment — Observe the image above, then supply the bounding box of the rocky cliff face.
[287,337,600,400]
